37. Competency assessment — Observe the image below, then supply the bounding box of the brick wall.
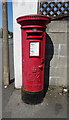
[46,20,68,86]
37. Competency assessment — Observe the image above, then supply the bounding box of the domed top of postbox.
[16,15,51,26]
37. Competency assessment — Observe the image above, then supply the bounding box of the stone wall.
[46,20,68,86]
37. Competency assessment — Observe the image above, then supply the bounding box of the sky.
[0,1,13,32]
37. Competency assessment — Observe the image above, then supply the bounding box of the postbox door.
[29,40,45,90]
[22,30,46,92]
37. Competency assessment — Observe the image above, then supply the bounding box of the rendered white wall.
[12,0,38,88]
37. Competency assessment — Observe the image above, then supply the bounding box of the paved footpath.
[2,83,67,118]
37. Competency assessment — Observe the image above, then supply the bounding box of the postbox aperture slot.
[27,31,43,39]
[28,32,41,36]
[29,41,40,57]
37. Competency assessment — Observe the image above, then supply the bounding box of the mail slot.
[27,31,43,39]
[16,15,51,104]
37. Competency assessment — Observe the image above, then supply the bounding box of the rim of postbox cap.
[16,14,51,25]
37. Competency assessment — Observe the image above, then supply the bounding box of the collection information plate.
[30,41,39,56]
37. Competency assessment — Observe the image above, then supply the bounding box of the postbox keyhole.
[38,65,43,70]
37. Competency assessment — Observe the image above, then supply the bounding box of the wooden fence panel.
[40,1,69,19]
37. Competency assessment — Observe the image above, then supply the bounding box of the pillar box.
[16,15,51,104]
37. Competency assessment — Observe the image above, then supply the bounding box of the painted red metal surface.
[16,15,51,92]
[17,15,51,26]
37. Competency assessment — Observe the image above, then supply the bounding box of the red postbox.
[16,15,51,104]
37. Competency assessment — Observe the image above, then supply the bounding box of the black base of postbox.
[21,88,44,105]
